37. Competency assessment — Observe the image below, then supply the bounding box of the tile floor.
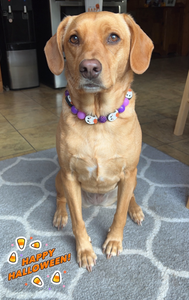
[0,56,189,165]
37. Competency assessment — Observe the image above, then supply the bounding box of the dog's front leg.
[102,168,137,258]
[62,172,97,271]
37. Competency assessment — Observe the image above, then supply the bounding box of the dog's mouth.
[80,81,105,92]
[84,83,101,89]
[85,83,98,88]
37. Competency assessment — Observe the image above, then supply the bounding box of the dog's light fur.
[44,11,154,271]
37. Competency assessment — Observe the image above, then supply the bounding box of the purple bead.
[71,106,78,114]
[77,111,86,119]
[123,97,129,107]
[65,90,69,96]
[98,116,107,123]
[118,105,125,113]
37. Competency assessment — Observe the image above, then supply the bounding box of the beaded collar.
[65,89,133,125]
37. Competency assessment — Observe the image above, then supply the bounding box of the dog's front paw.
[77,243,97,272]
[53,209,68,230]
[102,228,123,258]
[102,236,123,259]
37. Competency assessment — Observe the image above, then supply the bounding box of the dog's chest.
[61,114,141,193]
[70,151,126,193]
[72,155,125,178]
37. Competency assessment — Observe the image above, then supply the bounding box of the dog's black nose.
[79,59,102,80]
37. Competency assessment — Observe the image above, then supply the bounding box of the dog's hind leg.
[128,194,144,226]
[53,170,68,230]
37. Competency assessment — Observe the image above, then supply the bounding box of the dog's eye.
[69,35,79,45]
[107,33,120,44]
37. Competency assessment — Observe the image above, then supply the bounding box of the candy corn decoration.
[51,271,62,284]
[32,275,44,287]
[29,240,41,250]
[16,237,26,251]
[8,251,18,264]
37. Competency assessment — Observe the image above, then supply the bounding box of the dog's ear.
[123,14,154,74]
[44,16,72,75]
[44,33,63,75]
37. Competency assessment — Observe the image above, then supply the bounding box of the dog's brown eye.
[69,35,79,45]
[108,33,120,44]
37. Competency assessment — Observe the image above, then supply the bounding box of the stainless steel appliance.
[0,0,39,90]
[33,0,127,89]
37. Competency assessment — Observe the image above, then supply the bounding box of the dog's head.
[45,12,154,93]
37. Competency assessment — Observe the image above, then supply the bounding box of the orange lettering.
[61,255,67,263]
[55,257,60,265]
[36,253,42,261]
[22,257,29,266]
[49,258,55,267]
[29,255,36,264]
[32,264,39,273]
[8,271,15,281]
[48,248,55,257]
[42,251,48,260]
[27,266,32,274]
[22,268,27,276]
[15,270,22,279]
[40,260,49,270]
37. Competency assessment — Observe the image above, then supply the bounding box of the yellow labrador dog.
[45,11,153,272]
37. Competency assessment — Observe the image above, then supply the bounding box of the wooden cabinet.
[129,7,184,55]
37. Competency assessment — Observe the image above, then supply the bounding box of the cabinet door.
[135,8,165,54]
[133,7,183,56]
[163,8,183,55]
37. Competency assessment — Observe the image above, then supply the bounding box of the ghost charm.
[126,89,132,100]
[107,110,119,122]
[85,115,98,125]
[65,95,73,107]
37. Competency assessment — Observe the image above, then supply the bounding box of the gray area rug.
[0,144,189,300]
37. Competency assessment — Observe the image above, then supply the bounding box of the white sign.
[85,0,103,12]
